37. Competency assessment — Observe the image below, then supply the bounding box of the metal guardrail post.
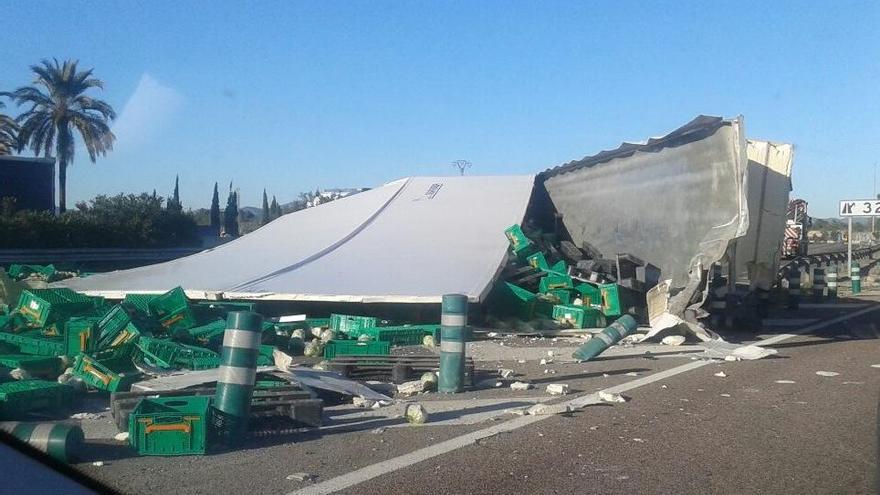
[851,262,862,294]
[827,266,838,301]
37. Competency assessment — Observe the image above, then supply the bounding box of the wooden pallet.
[327,354,475,385]
[110,384,323,431]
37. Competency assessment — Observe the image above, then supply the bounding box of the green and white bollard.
[439,294,468,394]
[0,422,84,463]
[214,311,263,445]
[827,266,838,301]
[572,315,638,362]
[812,268,826,301]
[787,269,801,310]
[851,262,861,294]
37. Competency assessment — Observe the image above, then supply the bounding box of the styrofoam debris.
[352,396,376,408]
[498,368,515,378]
[9,368,32,381]
[114,432,129,442]
[357,334,372,342]
[624,372,639,377]
[286,473,317,482]
[404,403,429,424]
[724,355,740,362]
[487,332,499,338]
[510,381,532,391]
[815,371,839,377]
[70,412,102,419]
[546,383,570,395]
[517,359,527,364]
[371,400,391,409]
[870,364,880,368]
[319,329,336,342]
[842,381,864,385]
[291,328,306,340]
[547,350,555,357]
[273,349,294,371]
[598,391,627,403]
[371,427,387,434]
[661,335,686,346]
[92,461,105,467]
[720,393,731,397]
[397,380,427,396]
[539,358,549,365]
[420,372,438,390]
[495,381,503,387]
[714,371,727,378]
[774,380,796,384]
[526,403,574,415]
[632,438,645,443]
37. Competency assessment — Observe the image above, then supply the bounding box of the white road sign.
[839,199,880,217]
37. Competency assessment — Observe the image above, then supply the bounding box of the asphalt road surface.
[68,297,880,495]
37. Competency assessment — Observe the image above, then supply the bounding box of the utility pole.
[874,162,878,241]
[451,160,472,176]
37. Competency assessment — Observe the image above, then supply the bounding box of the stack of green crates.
[330,314,378,335]
[174,344,220,370]
[181,320,227,348]
[0,379,72,420]
[148,287,197,332]
[323,340,390,359]
[538,272,573,293]
[122,294,159,316]
[128,395,211,456]
[136,336,181,369]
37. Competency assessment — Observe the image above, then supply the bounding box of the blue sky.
[1,1,878,217]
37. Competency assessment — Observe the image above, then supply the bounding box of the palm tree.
[7,59,116,212]
[0,101,17,155]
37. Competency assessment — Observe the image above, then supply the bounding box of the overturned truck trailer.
[535,115,791,326]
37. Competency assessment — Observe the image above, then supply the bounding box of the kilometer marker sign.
[839,199,880,217]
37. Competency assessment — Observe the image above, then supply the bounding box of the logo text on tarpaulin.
[423,183,443,200]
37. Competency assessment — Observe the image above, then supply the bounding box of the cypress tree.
[270,195,281,219]
[224,185,239,236]
[210,182,221,232]
[168,175,181,211]
[261,189,270,225]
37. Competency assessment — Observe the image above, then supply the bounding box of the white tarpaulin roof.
[57,175,535,303]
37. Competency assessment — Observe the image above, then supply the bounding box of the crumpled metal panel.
[540,115,749,313]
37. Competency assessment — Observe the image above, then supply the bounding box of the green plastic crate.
[538,273,573,293]
[526,252,550,271]
[504,224,535,257]
[64,317,98,356]
[574,283,602,308]
[122,294,159,316]
[148,287,197,332]
[353,325,441,346]
[551,304,606,329]
[547,288,574,305]
[256,345,275,366]
[129,395,211,456]
[96,305,133,347]
[7,264,56,281]
[323,340,390,359]
[0,330,65,357]
[492,282,537,320]
[273,317,331,337]
[174,344,220,370]
[0,355,59,376]
[330,314,378,335]
[72,354,140,392]
[135,337,181,369]
[598,283,644,318]
[0,379,72,420]
[16,288,95,328]
[180,320,227,348]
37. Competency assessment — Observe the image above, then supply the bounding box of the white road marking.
[287,304,879,495]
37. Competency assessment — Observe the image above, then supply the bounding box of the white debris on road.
[545,384,570,395]
[286,473,317,482]
[870,364,880,369]
[598,391,627,403]
[404,403,429,424]
[815,371,840,377]
[498,369,515,378]
[510,381,533,391]
[720,393,731,397]
[70,412,102,419]
[526,403,574,416]
[114,432,129,442]
[397,380,427,396]
[774,380,796,384]
[714,371,727,378]
[661,335,685,346]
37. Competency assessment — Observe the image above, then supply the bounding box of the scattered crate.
[72,354,140,393]
[327,355,475,385]
[0,379,72,420]
[111,382,321,432]
[350,325,441,346]
[128,395,211,456]
[323,340,390,359]
[16,289,95,329]
[148,287,198,332]
[0,330,65,357]
[330,314,378,335]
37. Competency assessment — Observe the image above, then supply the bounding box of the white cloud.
[111,74,182,153]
